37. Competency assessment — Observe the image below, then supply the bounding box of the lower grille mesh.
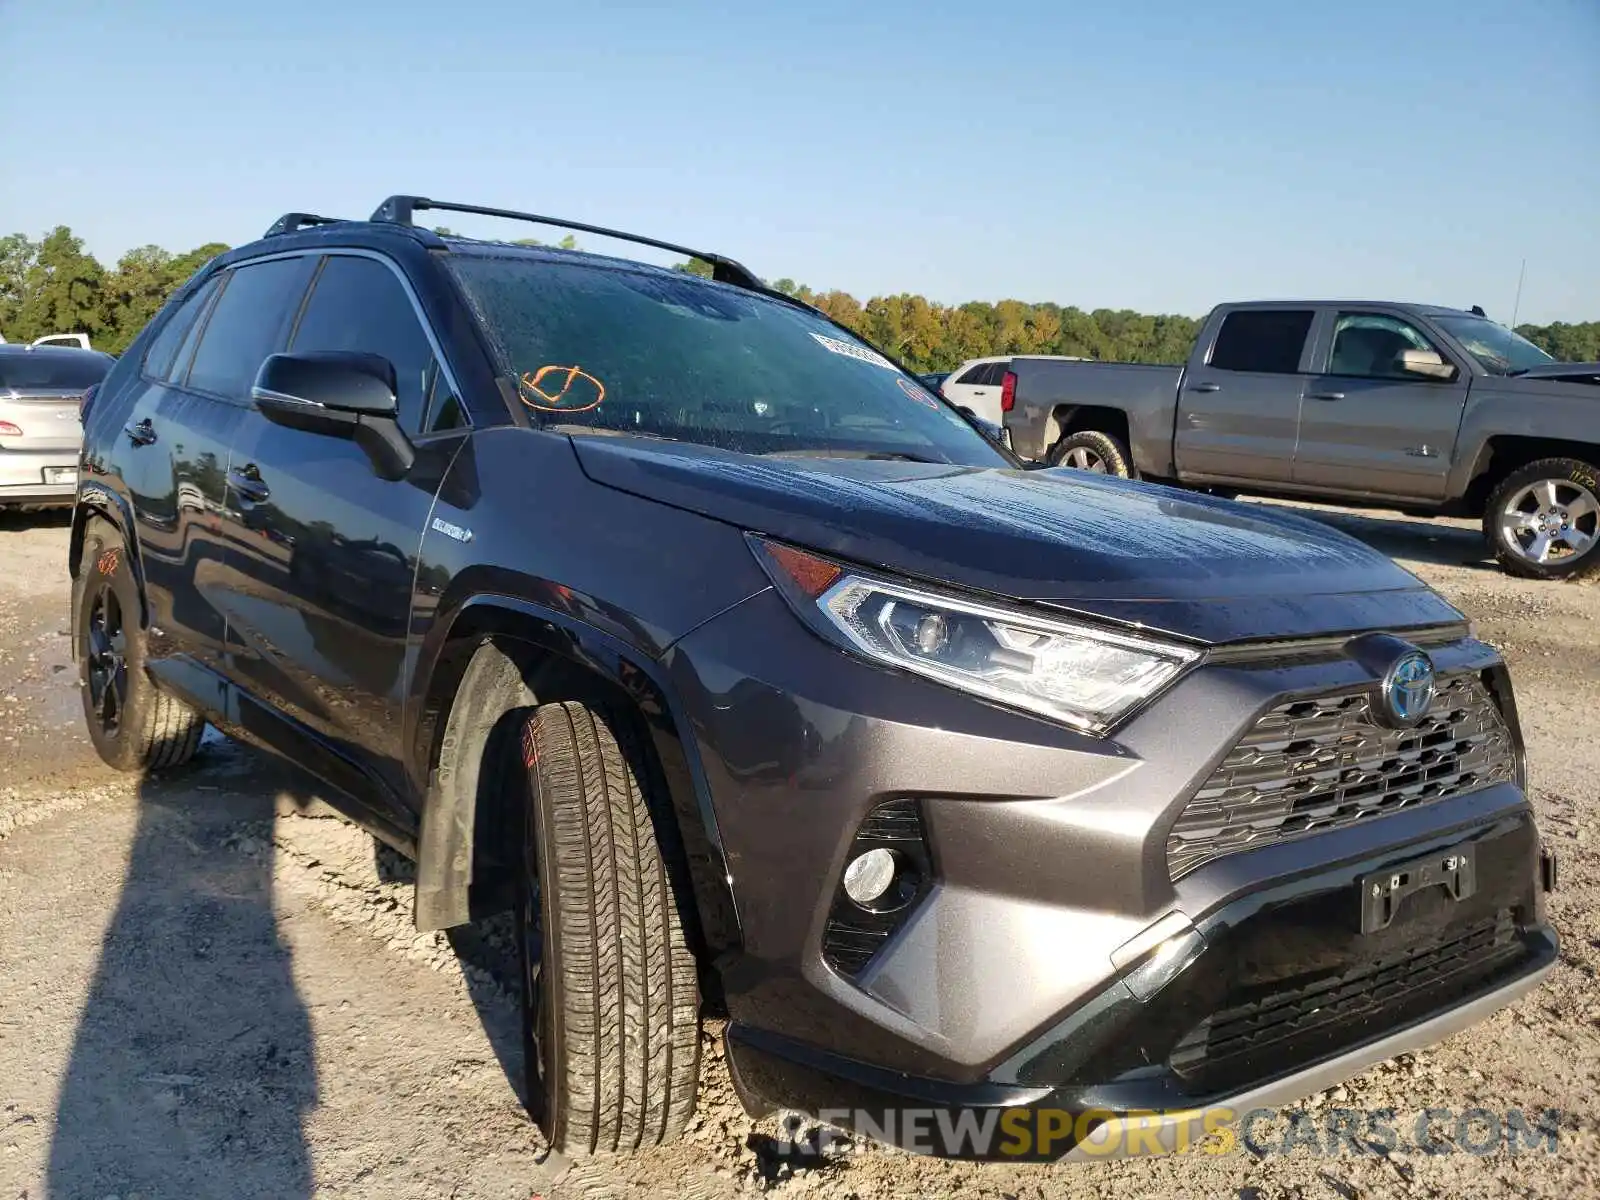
[1168,673,1515,879]
[1169,911,1522,1091]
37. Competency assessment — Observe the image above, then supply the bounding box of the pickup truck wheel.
[1485,458,1600,581]
[75,518,206,772]
[518,700,700,1155]
[1049,430,1132,478]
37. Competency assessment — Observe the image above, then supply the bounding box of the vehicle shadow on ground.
[0,506,72,532]
[1243,499,1499,571]
[371,839,529,1107]
[46,746,320,1199]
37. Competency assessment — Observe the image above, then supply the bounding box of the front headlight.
[751,537,1200,735]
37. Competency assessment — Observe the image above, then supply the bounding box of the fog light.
[843,848,897,906]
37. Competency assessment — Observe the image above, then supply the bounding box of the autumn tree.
[1,222,1593,373]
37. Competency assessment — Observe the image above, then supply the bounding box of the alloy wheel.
[85,584,129,736]
[1062,447,1108,473]
[1499,478,1599,566]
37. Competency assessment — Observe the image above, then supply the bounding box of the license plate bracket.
[1359,840,1476,933]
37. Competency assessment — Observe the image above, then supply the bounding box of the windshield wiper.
[544,424,686,445]
[761,448,945,464]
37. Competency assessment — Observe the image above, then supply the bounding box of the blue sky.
[2,0,1595,322]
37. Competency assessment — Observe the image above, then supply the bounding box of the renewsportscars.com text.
[772,1106,1564,1161]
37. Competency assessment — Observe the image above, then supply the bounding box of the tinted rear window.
[1208,310,1314,374]
[0,351,113,391]
[143,275,221,382]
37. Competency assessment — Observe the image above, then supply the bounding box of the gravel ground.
[1,500,1597,1200]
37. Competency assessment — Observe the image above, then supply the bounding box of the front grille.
[1169,911,1522,1092]
[1167,673,1515,879]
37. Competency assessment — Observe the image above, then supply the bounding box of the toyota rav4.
[71,197,1558,1159]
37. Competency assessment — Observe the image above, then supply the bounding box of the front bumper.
[727,928,1555,1161]
[666,590,1555,1156]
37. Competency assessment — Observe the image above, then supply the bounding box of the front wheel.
[519,700,700,1155]
[1485,458,1600,581]
[1048,429,1133,478]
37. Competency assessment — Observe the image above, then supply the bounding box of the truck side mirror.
[1397,348,1458,381]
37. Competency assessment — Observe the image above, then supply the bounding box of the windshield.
[1431,315,1555,375]
[446,253,1009,465]
[0,350,113,391]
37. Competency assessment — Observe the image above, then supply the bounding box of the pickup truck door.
[1292,309,1469,502]
[1174,307,1314,485]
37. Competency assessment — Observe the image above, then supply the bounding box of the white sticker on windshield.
[809,332,897,371]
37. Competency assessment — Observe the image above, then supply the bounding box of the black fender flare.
[69,484,148,661]
[410,593,742,963]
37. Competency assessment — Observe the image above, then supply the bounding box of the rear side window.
[954,362,990,385]
[185,258,313,398]
[981,361,1010,385]
[0,350,113,390]
[1208,310,1313,374]
[289,255,444,435]
[142,275,221,382]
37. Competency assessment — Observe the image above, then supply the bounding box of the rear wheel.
[1048,429,1132,478]
[76,519,205,771]
[519,699,700,1155]
[1485,458,1600,581]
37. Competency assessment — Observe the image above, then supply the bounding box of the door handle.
[123,418,157,446]
[1308,391,1346,401]
[1188,382,1221,393]
[228,466,271,504]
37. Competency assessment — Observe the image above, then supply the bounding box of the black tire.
[1484,457,1600,581]
[76,518,206,772]
[519,700,700,1155]
[1049,429,1133,478]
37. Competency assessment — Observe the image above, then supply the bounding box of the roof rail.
[369,195,764,291]
[264,212,347,237]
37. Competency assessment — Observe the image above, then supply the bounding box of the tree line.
[5,224,1597,371]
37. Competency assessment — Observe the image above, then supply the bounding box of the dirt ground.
[1,500,1597,1200]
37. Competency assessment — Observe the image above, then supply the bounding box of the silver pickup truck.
[1002,300,1600,580]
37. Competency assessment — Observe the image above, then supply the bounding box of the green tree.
[99,240,229,353]
[0,233,40,336]
[14,226,105,343]
[1518,321,1600,362]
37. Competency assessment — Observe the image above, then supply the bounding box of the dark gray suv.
[71,196,1557,1160]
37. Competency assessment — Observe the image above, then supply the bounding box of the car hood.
[1509,362,1600,385]
[570,438,1463,644]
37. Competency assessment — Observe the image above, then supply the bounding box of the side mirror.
[251,352,415,480]
[1397,347,1458,381]
[956,405,1006,444]
[252,351,399,417]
